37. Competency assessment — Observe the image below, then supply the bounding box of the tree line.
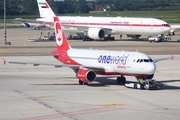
[0,0,180,16]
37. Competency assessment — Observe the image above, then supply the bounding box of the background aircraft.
[8,16,174,86]
[17,18,50,30]
[36,0,171,41]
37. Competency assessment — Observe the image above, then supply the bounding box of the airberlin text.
[98,54,129,68]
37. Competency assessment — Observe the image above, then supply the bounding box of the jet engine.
[87,28,105,39]
[77,69,96,83]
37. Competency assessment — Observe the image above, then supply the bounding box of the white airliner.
[36,0,171,41]
[8,16,174,85]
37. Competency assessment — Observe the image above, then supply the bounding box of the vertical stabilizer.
[37,0,55,18]
[20,20,30,28]
[54,16,71,50]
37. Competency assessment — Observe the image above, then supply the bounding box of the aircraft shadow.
[157,79,180,90]
[32,77,180,90]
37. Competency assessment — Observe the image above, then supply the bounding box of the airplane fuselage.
[37,16,171,35]
[52,49,156,77]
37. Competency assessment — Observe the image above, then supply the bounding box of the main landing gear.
[116,76,126,85]
[79,80,88,85]
[104,35,115,41]
[83,36,94,41]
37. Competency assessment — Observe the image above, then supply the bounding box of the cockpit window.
[144,59,149,62]
[162,24,170,27]
[149,59,153,62]
[136,59,153,63]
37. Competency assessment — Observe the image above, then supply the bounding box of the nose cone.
[144,63,156,74]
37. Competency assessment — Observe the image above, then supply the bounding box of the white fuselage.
[64,49,156,76]
[37,16,171,35]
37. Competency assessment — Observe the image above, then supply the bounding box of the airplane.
[7,16,174,86]
[36,0,171,41]
[19,19,50,30]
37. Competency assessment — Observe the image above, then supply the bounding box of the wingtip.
[3,59,7,65]
[171,55,175,60]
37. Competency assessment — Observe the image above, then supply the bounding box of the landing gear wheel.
[79,80,88,85]
[116,76,126,85]
[122,77,126,84]
[104,35,115,41]
[79,80,84,85]
[116,77,121,84]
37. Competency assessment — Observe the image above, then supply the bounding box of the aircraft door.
[129,21,133,29]
[151,22,154,30]
[126,55,134,69]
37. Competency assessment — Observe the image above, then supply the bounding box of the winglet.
[3,59,6,65]
[171,55,175,60]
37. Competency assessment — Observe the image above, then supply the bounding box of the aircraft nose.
[146,63,156,74]
[141,63,156,74]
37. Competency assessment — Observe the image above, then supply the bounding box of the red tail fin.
[54,16,70,50]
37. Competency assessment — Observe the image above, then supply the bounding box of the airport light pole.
[4,0,7,45]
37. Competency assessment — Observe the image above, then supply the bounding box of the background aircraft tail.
[54,16,71,50]
[37,0,55,18]
[20,19,30,28]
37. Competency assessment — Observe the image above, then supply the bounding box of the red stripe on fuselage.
[96,71,151,77]
[43,21,170,28]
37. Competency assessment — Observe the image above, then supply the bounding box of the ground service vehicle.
[125,79,162,90]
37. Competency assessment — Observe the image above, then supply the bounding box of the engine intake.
[87,28,105,39]
[77,69,96,83]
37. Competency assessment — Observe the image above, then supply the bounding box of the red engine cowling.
[77,69,96,83]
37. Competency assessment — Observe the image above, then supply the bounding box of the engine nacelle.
[87,28,105,39]
[77,69,96,83]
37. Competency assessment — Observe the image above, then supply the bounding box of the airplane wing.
[170,24,180,32]
[8,61,82,68]
[62,25,113,34]
[7,60,105,71]
[153,55,174,63]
